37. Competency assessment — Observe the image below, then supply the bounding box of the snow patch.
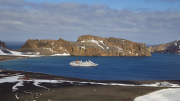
[174,42,177,46]
[60,47,62,49]
[35,52,40,55]
[81,40,85,42]
[12,81,24,91]
[9,50,22,55]
[49,48,53,52]
[33,81,50,90]
[135,88,180,101]
[81,39,104,50]
[0,50,7,55]
[15,94,19,99]
[0,49,42,57]
[43,47,53,52]
[51,43,54,45]
[25,52,33,54]
[116,47,123,52]
[99,40,109,49]
[81,46,86,49]
[5,49,22,55]
[51,53,70,56]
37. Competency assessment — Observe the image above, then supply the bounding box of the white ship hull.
[70,60,98,67]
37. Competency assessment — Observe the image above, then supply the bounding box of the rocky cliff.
[0,41,10,54]
[148,39,180,54]
[0,41,7,48]
[19,35,151,56]
[0,41,16,55]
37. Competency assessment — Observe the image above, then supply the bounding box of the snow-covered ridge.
[81,38,109,50]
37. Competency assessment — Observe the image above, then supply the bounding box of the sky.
[0,0,180,45]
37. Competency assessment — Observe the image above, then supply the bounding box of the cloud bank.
[0,0,180,44]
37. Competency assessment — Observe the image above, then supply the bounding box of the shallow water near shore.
[0,53,180,80]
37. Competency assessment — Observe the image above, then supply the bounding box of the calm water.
[0,53,180,80]
[5,41,25,49]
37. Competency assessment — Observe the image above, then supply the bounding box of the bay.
[1,53,180,80]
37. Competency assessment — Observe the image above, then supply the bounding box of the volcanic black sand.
[0,55,26,62]
[0,56,180,101]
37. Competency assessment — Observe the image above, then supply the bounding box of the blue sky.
[0,0,180,45]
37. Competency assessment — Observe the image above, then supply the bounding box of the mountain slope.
[0,41,23,56]
[19,35,151,56]
[148,39,180,54]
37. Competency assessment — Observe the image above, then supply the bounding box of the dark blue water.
[0,53,180,80]
[5,41,25,49]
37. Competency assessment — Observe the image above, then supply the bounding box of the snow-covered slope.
[0,44,22,56]
[0,41,41,57]
[148,39,180,54]
[135,88,180,101]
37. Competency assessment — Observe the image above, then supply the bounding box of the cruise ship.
[70,60,98,67]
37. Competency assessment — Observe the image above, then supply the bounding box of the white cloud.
[0,0,180,45]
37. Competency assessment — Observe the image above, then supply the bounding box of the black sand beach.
[0,56,180,101]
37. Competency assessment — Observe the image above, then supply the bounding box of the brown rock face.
[148,39,180,54]
[0,41,7,48]
[19,35,151,56]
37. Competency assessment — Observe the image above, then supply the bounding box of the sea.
[0,43,180,80]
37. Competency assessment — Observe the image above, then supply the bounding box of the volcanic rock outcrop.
[148,39,180,54]
[0,41,7,48]
[0,41,11,54]
[19,35,151,56]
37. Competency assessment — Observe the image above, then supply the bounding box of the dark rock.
[0,41,7,48]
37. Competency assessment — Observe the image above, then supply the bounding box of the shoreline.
[0,55,28,62]
[0,55,180,101]
[0,69,168,101]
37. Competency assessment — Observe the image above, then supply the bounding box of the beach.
[0,56,180,101]
[0,55,27,62]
